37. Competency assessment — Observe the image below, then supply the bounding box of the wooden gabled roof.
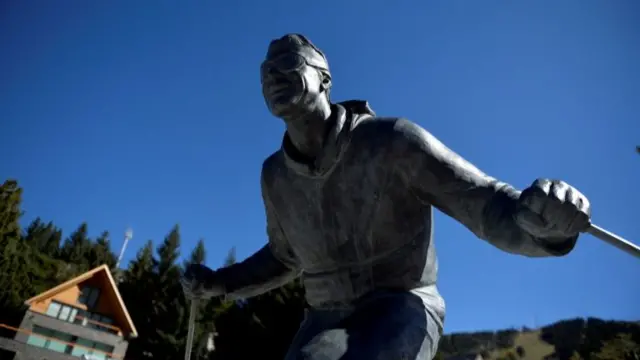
[24,264,138,338]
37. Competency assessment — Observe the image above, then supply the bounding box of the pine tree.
[23,218,62,256]
[150,225,187,360]
[43,224,62,256]
[0,180,22,249]
[183,238,206,269]
[0,180,34,330]
[120,240,156,359]
[223,247,236,266]
[58,222,92,273]
[23,217,45,248]
[156,225,181,282]
[87,231,117,269]
[184,239,215,360]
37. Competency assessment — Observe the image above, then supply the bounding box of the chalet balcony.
[0,320,123,360]
[41,300,122,336]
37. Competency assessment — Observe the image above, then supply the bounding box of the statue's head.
[261,34,332,120]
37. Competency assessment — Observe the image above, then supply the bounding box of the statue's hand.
[515,179,591,241]
[181,263,225,300]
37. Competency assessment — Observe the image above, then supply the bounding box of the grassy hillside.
[437,317,640,360]
[486,329,555,360]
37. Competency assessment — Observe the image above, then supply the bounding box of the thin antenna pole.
[115,228,133,269]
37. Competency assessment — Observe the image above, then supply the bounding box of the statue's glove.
[181,263,225,300]
[515,179,591,241]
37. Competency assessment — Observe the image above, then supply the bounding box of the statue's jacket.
[214,100,576,326]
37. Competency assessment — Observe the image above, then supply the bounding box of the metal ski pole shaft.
[184,298,198,360]
[585,223,640,259]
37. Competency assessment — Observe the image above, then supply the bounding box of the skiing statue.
[181,34,592,360]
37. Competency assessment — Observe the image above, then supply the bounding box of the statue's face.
[261,45,329,119]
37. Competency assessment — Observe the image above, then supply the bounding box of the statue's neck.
[284,106,335,159]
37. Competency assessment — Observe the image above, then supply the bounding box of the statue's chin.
[268,95,302,118]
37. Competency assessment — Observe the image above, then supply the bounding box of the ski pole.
[586,223,640,259]
[184,298,198,360]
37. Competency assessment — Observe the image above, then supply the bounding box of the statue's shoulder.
[352,115,414,138]
[338,100,420,136]
[351,116,430,154]
[338,100,411,137]
[260,150,285,186]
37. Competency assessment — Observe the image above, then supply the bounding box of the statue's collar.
[281,100,375,177]
[336,100,375,117]
[282,104,350,178]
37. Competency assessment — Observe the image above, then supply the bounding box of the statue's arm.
[214,173,301,300]
[393,119,575,257]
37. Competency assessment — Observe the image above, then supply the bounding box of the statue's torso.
[263,114,444,320]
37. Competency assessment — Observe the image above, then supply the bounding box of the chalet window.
[25,325,73,354]
[26,326,49,347]
[58,305,71,321]
[27,326,115,359]
[98,315,116,334]
[70,336,115,360]
[45,301,80,323]
[45,301,118,336]
[46,330,73,353]
[70,337,94,357]
[68,308,79,322]
[78,286,101,308]
[45,301,61,317]
[91,313,113,324]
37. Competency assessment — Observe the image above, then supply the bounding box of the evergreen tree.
[23,218,62,256]
[0,180,33,331]
[87,231,117,269]
[120,240,156,359]
[183,239,216,360]
[150,225,188,360]
[0,179,22,248]
[58,222,92,273]
[223,247,236,266]
[23,217,45,248]
[45,225,63,256]
[156,225,181,281]
[183,238,206,269]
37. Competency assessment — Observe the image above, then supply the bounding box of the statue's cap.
[266,34,329,72]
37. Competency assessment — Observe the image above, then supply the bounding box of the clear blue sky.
[1,1,638,334]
